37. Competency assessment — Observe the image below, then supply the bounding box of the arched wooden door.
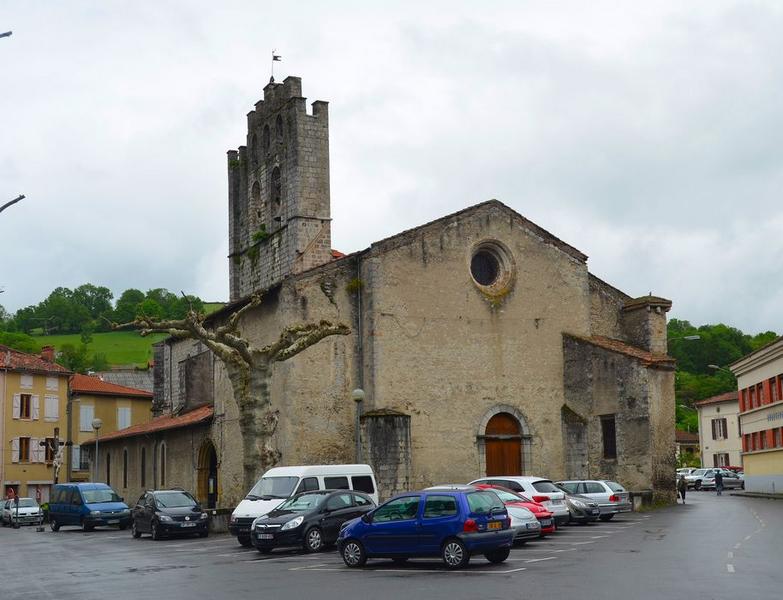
[485,413,522,476]
[197,440,218,508]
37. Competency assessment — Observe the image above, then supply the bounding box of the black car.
[253,489,375,554]
[131,490,209,540]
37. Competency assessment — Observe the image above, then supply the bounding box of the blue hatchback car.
[49,483,131,531]
[337,488,513,569]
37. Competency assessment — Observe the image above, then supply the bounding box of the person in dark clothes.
[714,470,724,496]
[677,475,687,504]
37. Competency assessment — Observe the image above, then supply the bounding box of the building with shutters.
[731,337,783,493]
[68,374,153,483]
[0,345,70,502]
[695,391,741,468]
[97,75,678,506]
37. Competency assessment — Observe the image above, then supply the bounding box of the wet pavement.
[1,491,780,599]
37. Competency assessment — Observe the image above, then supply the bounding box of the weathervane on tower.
[270,49,282,83]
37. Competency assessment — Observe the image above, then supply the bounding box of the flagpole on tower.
[271,50,282,82]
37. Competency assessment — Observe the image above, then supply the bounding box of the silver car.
[507,505,542,543]
[556,480,632,521]
[1,498,44,527]
[699,469,744,490]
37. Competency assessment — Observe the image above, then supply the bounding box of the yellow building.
[1,345,70,502]
[68,373,153,483]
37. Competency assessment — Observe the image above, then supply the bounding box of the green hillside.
[34,331,167,367]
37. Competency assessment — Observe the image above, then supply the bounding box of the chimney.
[40,345,55,363]
[621,296,672,354]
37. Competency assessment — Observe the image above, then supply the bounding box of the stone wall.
[361,410,412,500]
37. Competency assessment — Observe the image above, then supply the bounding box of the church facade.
[95,76,676,508]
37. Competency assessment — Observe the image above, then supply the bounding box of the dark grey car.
[554,485,601,523]
[556,480,632,521]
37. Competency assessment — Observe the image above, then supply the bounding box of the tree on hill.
[113,289,145,323]
[114,293,350,492]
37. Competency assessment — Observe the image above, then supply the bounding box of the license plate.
[257,533,274,540]
[182,523,196,527]
[591,509,600,515]
[551,499,562,505]
[107,519,119,524]
[238,528,250,533]
[540,519,552,526]
[488,521,502,530]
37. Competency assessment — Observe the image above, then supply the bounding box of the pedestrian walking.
[677,475,687,504]
[715,470,724,496]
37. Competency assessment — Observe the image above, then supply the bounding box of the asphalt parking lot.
[1,492,780,600]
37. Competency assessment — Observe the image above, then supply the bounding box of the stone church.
[93,76,676,509]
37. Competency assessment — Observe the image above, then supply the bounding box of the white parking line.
[533,541,594,546]
[524,557,557,564]
[734,543,741,549]
[294,566,529,575]
[727,552,733,559]
[726,564,735,573]
[520,548,577,553]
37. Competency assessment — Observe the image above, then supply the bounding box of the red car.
[476,484,556,536]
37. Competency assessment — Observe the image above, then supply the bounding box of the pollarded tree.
[114,293,350,491]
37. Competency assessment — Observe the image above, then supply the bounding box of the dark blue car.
[337,489,513,569]
[48,483,131,531]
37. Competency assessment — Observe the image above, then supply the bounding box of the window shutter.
[44,396,59,421]
[118,407,131,430]
[711,420,717,440]
[31,395,40,420]
[11,438,19,463]
[12,394,21,419]
[30,437,40,462]
[72,446,81,470]
[80,405,95,431]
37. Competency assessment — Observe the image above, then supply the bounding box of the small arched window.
[122,449,128,489]
[250,133,258,165]
[160,443,166,488]
[140,447,146,488]
[251,181,262,225]
[276,115,284,141]
[262,125,271,154]
[270,167,282,220]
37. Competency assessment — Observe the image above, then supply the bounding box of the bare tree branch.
[0,194,25,215]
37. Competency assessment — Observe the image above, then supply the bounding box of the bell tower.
[228,76,331,300]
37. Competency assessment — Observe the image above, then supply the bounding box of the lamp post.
[92,418,103,482]
[351,388,365,462]
[708,364,733,375]
[668,334,701,343]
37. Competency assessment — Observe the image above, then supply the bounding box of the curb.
[729,491,783,501]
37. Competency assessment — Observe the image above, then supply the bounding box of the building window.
[140,448,146,488]
[123,449,128,489]
[711,418,728,441]
[713,453,729,467]
[771,378,779,403]
[262,124,270,154]
[46,376,59,391]
[601,415,617,459]
[20,394,31,419]
[757,383,764,406]
[251,133,258,165]
[160,444,166,488]
[19,437,30,463]
[117,407,131,430]
[72,446,82,471]
[276,115,284,141]
[270,166,281,219]
[106,453,111,485]
[20,374,33,388]
[775,428,782,448]
[44,437,55,463]
[80,449,90,471]
[44,395,59,422]
[471,250,500,286]
[79,405,95,431]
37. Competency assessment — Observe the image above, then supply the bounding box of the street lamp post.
[669,335,701,343]
[351,389,365,462]
[92,418,103,482]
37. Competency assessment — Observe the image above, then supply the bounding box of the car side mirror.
[361,512,373,524]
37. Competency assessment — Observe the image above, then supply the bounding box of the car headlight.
[281,516,304,531]
[230,514,238,524]
[570,500,587,509]
[158,515,173,522]
[200,513,208,520]
[90,510,101,516]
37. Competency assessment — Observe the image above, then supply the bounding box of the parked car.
[553,484,601,524]
[684,468,710,489]
[1,498,43,527]
[699,469,744,490]
[556,480,632,521]
[48,483,131,531]
[131,489,209,540]
[230,464,378,547]
[337,489,513,569]
[252,489,375,553]
[676,468,696,478]
[506,504,542,543]
[471,484,556,535]
[469,476,571,525]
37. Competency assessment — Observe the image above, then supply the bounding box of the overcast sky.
[1,1,781,333]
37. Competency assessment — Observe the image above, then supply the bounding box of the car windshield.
[692,469,708,476]
[247,476,299,500]
[467,491,504,514]
[82,489,121,504]
[276,493,325,512]
[605,481,625,492]
[18,499,38,508]
[532,480,560,493]
[493,489,524,503]
[155,491,196,508]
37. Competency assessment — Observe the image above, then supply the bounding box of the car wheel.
[599,514,614,522]
[741,482,745,490]
[238,535,253,547]
[304,527,324,553]
[391,557,409,565]
[151,522,161,541]
[694,481,702,490]
[485,547,510,564]
[442,538,470,570]
[118,523,128,531]
[50,518,60,532]
[341,539,367,568]
[131,521,142,539]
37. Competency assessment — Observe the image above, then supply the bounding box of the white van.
[229,464,378,546]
